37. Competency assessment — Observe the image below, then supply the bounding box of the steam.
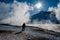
[0,2,11,19]
[30,19,53,24]
[0,0,32,25]
[48,3,60,21]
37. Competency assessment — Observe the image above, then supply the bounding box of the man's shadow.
[15,23,26,34]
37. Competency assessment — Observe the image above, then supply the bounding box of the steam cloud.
[0,0,33,25]
[0,2,11,19]
[48,3,60,21]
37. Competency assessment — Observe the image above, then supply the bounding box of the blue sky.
[0,0,60,25]
[0,0,59,11]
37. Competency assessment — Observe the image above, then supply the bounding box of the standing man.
[15,23,26,34]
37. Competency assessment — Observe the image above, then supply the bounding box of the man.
[15,23,26,34]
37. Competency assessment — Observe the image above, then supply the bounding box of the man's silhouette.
[15,23,26,34]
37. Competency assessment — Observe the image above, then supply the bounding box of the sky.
[0,0,60,25]
[0,0,59,14]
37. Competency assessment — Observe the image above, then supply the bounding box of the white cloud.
[0,1,33,25]
[0,2,12,19]
[46,2,60,32]
[48,3,60,21]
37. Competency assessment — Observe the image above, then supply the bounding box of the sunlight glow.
[35,3,42,9]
